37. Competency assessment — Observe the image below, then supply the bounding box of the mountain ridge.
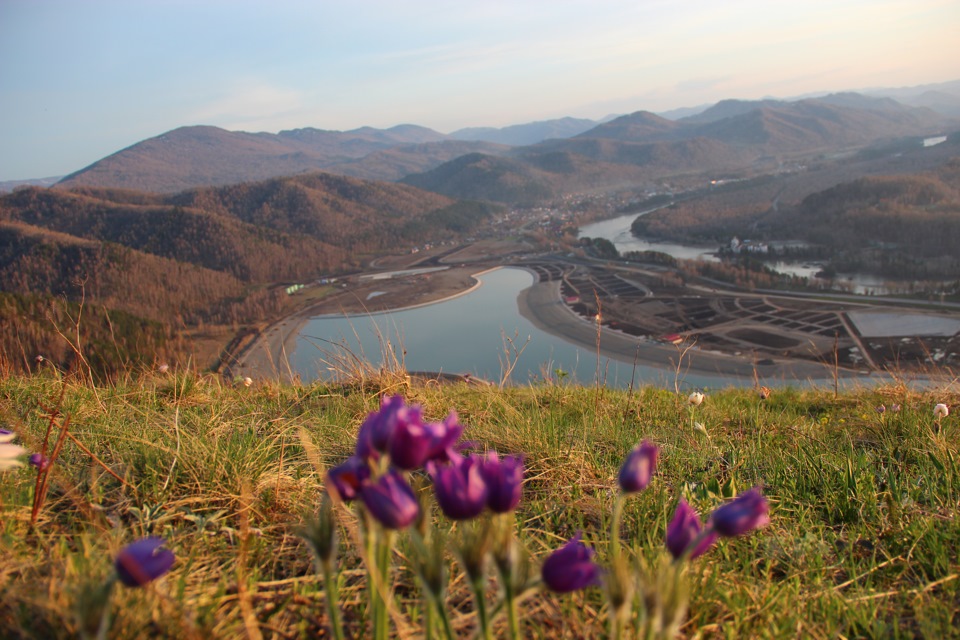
[50,91,958,199]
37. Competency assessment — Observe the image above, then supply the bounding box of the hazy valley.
[2,82,960,381]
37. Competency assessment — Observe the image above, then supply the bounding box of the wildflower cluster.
[321,396,528,639]
[312,396,776,639]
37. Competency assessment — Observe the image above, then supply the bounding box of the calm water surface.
[580,211,926,294]
[579,211,720,262]
[290,268,740,389]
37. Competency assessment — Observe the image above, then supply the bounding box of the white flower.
[242,376,253,388]
[0,443,27,471]
[158,363,170,374]
[687,391,705,406]
[693,422,709,437]
[934,403,949,419]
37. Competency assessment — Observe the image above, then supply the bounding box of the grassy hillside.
[1,370,957,637]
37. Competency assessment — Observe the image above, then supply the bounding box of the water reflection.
[579,211,719,262]
[580,211,939,295]
[290,268,743,389]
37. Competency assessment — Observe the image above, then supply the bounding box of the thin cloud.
[188,81,305,130]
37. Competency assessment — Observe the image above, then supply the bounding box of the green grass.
[1,369,958,638]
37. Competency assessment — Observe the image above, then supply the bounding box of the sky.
[1,0,957,181]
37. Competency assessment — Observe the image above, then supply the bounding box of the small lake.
[289,268,746,389]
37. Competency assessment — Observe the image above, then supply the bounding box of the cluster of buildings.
[728,236,769,255]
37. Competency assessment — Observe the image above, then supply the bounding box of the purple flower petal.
[359,470,420,529]
[327,456,369,502]
[389,410,463,470]
[665,499,717,560]
[480,451,524,513]
[541,532,601,593]
[356,396,420,459]
[618,440,658,494]
[429,454,488,520]
[29,453,51,471]
[115,538,175,587]
[708,488,770,537]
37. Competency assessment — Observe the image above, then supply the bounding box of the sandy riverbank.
[514,279,847,384]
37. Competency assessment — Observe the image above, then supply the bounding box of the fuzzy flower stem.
[359,511,383,639]
[610,506,632,640]
[321,557,346,640]
[503,578,521,640]
[431,594,456,640]
[470,573,494,640]
[424,596,434,640]
[373,528,394,640]
[608,493,630,640]
[611,492,625,560]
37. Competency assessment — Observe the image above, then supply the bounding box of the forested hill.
[629,152,960,281]
[0,173,500,375]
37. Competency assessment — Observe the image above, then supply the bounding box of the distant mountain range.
[4,78,960,375]
[30,80,959,201]
[0,176,62,192]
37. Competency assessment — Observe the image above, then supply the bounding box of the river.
[288,267,753,390]
[578,211,926,295]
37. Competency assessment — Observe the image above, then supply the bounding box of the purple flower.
[359,469,420,529]
[29,453,51,471]
[389,411,464,470]
[480,452,524,513]
[327,456,369,502]
[429,454,488,520]
[115,538,175,587]
[665,499,717,560]
[618,440,658,494]
[541,532,601,593]
[708,488,770,537]
[356,396,420,460]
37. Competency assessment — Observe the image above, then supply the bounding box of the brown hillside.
[55,124,451,193]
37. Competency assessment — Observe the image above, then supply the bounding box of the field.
[1,366,958,638]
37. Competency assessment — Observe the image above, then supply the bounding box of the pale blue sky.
[1,0,957,180]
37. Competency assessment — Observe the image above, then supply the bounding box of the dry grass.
[1,367,958,638]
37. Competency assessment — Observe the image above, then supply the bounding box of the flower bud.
[301,494,338,565]
[429,454,488,520]
[665,499,717,560]
[114,538,175,587]
[618,440,658,494]
[541,532,601,593]
[708,488,770,537]
[359,470,420,530]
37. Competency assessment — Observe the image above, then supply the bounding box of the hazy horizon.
[1,0,958,181]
